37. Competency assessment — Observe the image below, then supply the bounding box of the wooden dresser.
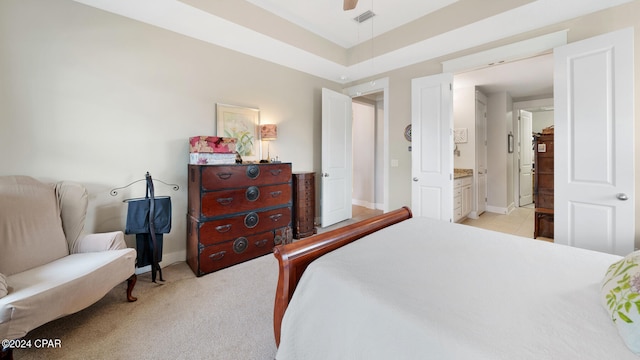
[292,172,316,238]
[187,163,293,276]
[534,132,554,238]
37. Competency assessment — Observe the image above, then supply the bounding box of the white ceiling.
[73,0,631,98]
[454,53,554,99]
[245,0,458,48]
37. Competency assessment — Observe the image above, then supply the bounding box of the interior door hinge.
[449,83,452,91]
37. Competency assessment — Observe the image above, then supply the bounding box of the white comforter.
[276,217,636,359]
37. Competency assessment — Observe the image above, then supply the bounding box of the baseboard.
[485,205,509,215]
[352,199,376,209]
[135,249,186,275]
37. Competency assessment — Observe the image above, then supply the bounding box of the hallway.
[462,207,553,242]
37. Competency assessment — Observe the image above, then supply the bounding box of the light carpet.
[14,255,279,360]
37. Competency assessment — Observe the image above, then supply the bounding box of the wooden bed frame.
[272,206,413,345]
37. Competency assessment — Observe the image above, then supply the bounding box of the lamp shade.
[261,124,277,141]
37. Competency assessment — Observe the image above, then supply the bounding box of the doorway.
[453,54,554,238]
[352,94,383,212]
[514,101,555,210]
[345,77,390,215]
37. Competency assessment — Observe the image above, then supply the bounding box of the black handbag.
[124,173,171,282]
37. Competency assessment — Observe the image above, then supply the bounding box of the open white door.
[411,73,454,221]
[519,110,533,206]
[321,88,353,227]
[554,28,634,256]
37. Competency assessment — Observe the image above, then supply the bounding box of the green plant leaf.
[618,311,634,323]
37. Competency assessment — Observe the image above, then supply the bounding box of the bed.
[272,207,640,359]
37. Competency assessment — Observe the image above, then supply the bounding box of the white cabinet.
[454,176,473,222]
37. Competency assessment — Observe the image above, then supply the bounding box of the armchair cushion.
[0,176,69,276]
[55,180,89,253]
[0,248,136,340]
[74,231,128,253]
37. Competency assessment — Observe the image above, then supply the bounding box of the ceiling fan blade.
[344,0,358,11]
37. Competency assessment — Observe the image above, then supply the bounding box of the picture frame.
[216,104,261,162]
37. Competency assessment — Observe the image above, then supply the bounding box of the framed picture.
[216,104,261,162]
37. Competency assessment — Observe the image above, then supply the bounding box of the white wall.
[453,86,476,170]
[486,92,514,213]
[352,101,375,208]
[0,0,340,264]
[532,110,554,133]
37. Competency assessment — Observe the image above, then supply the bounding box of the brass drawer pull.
[215,224,232,233]
[216,197,233,206]
[209,251,226,261]
[270,213,283,222]
[270,169,282,176]
[216,172,232,180]
[270,191,282,197]
[255,239,268,248]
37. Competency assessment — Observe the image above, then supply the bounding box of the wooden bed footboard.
[272,206,413,345]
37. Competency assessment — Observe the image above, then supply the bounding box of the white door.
[321,88,353,227]
[411,73,453,221]
[519,110,533,206]
[554,28,634,256]
[475,91,487,216]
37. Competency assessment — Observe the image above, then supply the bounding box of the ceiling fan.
[344,0,358,11]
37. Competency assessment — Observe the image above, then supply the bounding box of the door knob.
[616,193,629,201]
[413,177,419,182]
[322,173,329,177]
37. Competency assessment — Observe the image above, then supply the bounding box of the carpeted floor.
[15,255,280,360]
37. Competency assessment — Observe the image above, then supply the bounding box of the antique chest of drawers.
[187,163,293,276]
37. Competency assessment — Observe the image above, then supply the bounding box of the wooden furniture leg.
[0,347,13,360]
[127,274,138,302]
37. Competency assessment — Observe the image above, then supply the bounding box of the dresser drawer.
[193,163,292,190]
[198,230,274,274]
[454,195,462,209]
[197,207,291,246]
[195,183,291,219]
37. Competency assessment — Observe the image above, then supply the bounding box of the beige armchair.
[0,176,137,358]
